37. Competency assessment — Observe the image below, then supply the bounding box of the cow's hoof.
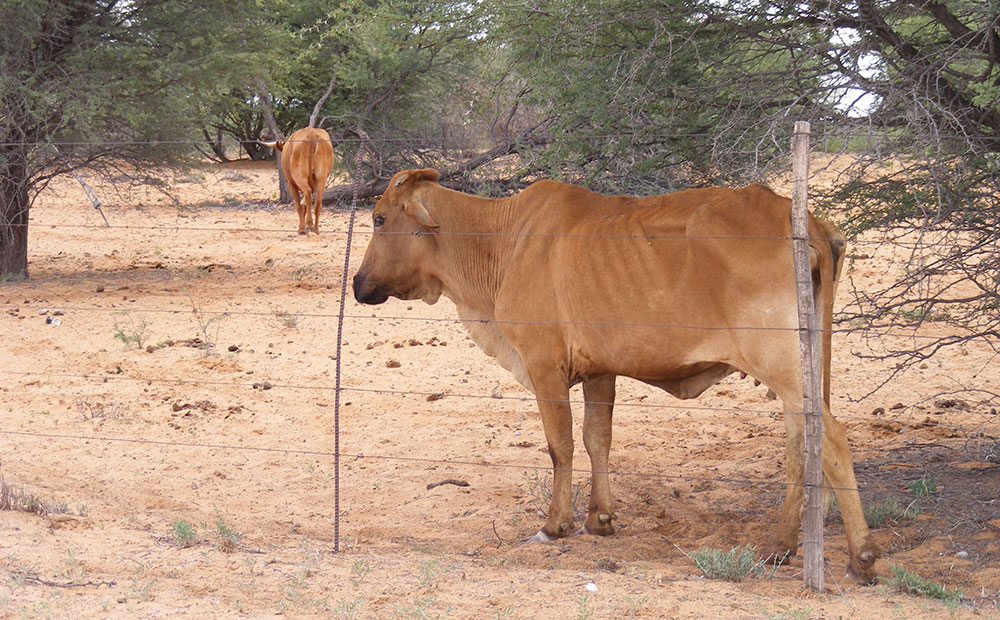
[522,530,554,543]
[584,512,616,536]
[847,541,881,585]
[297,230,306,236]
[759,544,795,566]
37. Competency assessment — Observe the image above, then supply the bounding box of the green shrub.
[865,496,922,528]
[883,564,963,602]
[689,545,776,582]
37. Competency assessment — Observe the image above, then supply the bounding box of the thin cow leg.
[821,408,880,582]
[582,375,616,536]
[765,399,805,563]
[312,179,325,234]
[525,372,576,541]
[301,186,315,232]
[289,181,307,235]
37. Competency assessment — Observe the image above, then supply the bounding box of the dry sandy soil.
[1,159,998,619]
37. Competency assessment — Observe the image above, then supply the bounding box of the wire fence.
[3,133,999,571]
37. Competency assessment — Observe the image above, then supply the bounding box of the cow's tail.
[815,221,846,408]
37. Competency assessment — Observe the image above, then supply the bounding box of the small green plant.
[274,310,300,329]
[180,283,228,354]
[575,594,595,620]
[192,306,227,353]
[77,400,123,424]
[0,270,26,282]
[393,596,451,619]
[520,470,551,515]
[621,594,648,616]
[757,602,814,620]
[333,596,366,619]
[687,545,777,582]
[112,311,149,349]
[61,548,86,582]
[519,471,588,521]
[883,564,963,602]
[897,307,929,322]
[865,496,923,528]
[292,263,319,281]
[130,560,157,602]
[212,512,242,553]
[416,557,452,589]
[0,475,67,516]
[350,558,371,586]
[170,520,197,548]
[906,476,938,497]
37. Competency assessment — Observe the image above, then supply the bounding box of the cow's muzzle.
[352,272,389,305]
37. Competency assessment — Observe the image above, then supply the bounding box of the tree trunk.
[202,127,232,163]
[0,146,30,280]
[253,78,292,203]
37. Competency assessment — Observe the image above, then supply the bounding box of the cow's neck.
[424,183,534,391]
[425,184,519,314]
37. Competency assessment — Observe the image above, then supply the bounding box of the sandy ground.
[1,159,998,619]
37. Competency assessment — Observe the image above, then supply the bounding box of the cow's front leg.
[529,373,576,540]
[582,375,616,536]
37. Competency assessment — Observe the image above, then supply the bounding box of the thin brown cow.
[263,127,334,235]
[353,169,881,582]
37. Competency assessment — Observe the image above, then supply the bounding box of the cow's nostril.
[352,273,365,299]
[352,273,389,305]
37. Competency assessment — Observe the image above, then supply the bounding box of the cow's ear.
[404,197,439,229]
[393,168,440,190]
[392,171,411,189]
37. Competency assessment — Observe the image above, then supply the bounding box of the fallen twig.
[426,478,469,490]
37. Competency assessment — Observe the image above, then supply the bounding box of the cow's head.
[353,168,443,305]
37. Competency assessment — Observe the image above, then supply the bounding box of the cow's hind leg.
[768,389,880,582]
[312,177,325,234]
[289,180,307,235]
[762,399,806,564]
[582,375,616,536]
[301,185,315,233]
[822,409,880,582]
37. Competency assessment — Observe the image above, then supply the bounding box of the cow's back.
[282,127,333,184]
[495,182,807,383]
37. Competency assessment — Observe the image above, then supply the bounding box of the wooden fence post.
[791,121,825,592]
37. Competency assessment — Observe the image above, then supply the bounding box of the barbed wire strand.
[0,428,884,495]
[2,369,996,429]
[0,302,980,344]
[18,220,1000,251]
[2,130,996,148]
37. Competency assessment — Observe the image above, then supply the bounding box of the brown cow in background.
[262,127,334,235]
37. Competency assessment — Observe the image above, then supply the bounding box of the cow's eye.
[373,214,385,228]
